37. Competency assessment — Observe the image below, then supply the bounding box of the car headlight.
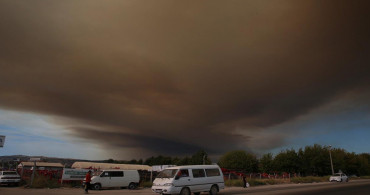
[163,183,173,186]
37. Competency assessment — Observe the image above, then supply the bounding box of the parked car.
[88,170,140,190]
[0,171,21,186]
[152,165,225,195]
[329,173,348,182]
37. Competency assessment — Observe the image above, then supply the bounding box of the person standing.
[242,175,247,188]
[85,170,92,194]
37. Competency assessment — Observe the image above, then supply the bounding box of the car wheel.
[210,185,218,195]
[180,187,190,195]
[93,183,101,190]
[194,193,201,195]
[128,182,136,190]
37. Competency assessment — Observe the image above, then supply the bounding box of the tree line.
[105,144,370,176]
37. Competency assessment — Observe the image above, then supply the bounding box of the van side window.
[111,171,124,177]
[192,169,205,178]
[178,169,189,177]
[205,169,221,177]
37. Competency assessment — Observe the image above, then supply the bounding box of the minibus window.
[192,169,205,178]
[205,169,221,177]
[178,169,189,177]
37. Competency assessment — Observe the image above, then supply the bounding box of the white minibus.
[152,165,224,195]
[90,169,140,190]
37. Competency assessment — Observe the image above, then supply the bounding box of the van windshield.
[157,169,178,178]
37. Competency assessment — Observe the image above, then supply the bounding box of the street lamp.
[328,145,334,175]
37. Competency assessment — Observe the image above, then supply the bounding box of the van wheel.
[194,193,201,195]
[128,182,136,190]
[209,185,218,195]
[93,183,101,190]
[180,187,190,195]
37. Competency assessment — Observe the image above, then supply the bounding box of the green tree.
[298,144,331,176]
[218,150,258,172]
[273,149,299,174]
[190,150,212,165]
[259,153,274,173]
[357,153,370,176]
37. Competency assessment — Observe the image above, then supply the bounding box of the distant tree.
[138,159,143,165]
[357,153,370,176]
[298,144,331,176]
[273,149,299,174]
[218,150,258,172]
[190,150,212,165]
[259,153,274,173]
[105,159,116,163]
[177,157,192,166]
[144,155,173,166]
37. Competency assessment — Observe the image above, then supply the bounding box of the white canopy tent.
[71,162,152,171]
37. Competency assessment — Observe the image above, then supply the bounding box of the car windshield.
[3,171,18,175]
[334,173,341,176]
[157,169,178,178]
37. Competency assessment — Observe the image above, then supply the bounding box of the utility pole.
[328,145,334,175]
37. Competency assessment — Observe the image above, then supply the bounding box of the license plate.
[155,189,163,193]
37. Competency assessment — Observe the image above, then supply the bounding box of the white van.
[152,165,225,195]
[0,171,21,186]
[90,170,140,190]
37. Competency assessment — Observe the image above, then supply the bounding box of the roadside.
[1,179,369,195]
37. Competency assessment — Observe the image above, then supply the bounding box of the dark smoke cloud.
[0,1,369,158]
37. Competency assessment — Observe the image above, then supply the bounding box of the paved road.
[1,179,369,195]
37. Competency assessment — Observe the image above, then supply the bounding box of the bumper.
[0,179,21,184]
[151,186,181,194]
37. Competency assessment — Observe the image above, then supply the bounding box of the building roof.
[18,162,64,168]
[71,162,152,171]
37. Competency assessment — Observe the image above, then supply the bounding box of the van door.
[99,171,112,187]
[190,169,207,192]
[110,171,124,187]
[173,169,190,190]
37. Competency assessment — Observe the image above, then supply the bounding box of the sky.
[0,1,369,160]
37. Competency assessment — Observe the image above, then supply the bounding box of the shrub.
[290,176,329,183]
[140,181,153,188]
[28,175,60,188]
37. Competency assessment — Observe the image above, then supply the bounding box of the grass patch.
[225,179,244,187]
[140,181,153,188]
[225,178,289,187]
[248,179,266,186]
[290,176,329,183]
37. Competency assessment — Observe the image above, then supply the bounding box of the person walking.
[84,170,92,194]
